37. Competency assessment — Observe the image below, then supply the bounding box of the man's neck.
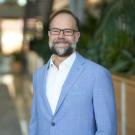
[53,55,68,69]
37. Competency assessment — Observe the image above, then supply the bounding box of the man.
[29,9,117,135]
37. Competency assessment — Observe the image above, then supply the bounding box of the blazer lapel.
[54,53,85,115]
[42,61,53,117]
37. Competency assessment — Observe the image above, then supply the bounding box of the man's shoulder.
[33,63,48,77]
[85,58,104,69]
[81,55,111,76]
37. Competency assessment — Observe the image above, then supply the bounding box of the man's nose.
[58,30,64,38]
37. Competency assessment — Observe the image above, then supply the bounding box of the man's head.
[48,9,80,57]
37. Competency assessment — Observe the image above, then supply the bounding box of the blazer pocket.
[69,85,88,96]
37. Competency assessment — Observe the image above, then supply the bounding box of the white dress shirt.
[46,52,76,114]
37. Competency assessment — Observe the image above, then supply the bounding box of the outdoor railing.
[113,75,135,135]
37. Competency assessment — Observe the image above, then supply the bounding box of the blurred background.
[0,0,135,135]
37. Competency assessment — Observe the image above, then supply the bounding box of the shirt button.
[51,122,55,126]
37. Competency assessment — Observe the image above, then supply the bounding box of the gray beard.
[49,42,76,57]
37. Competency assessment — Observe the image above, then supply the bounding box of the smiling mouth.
[55,42,69,47]
[55,41,67,44]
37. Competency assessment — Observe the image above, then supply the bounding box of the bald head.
[49,10,80,31]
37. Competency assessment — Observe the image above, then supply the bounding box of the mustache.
[53,39,69,44]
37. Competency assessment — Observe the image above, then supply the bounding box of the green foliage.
[85,0,135,75]
[29,25,51,62]
[77,15,98,58]
[12,52,24,62]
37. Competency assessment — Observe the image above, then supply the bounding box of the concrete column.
[121,82,126,135]
[37,0,53,23]
[69,0,85,24]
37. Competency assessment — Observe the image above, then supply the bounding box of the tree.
[88,0,135,74]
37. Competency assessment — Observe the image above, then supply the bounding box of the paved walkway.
[0,84,22,135]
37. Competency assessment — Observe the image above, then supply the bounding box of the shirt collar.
[49,52,76,70]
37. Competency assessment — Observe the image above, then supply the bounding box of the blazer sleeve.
[93,68,117,135]
[29,72,37,135]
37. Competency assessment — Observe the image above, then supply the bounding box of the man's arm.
[29,73,37,135]
[93,68,117,135]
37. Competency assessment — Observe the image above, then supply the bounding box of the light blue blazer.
[29,53,117,135]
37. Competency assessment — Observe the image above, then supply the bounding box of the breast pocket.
[69,82,92,96]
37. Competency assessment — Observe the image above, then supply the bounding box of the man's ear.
[75,32,80,42]
[48,31,50,36]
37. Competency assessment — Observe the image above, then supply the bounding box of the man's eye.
[52,30,59,32]
[65,30,72,33]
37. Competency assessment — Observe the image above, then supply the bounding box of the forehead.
[50,13,77,28]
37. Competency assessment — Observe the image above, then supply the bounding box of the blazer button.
[51,122,55,126]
